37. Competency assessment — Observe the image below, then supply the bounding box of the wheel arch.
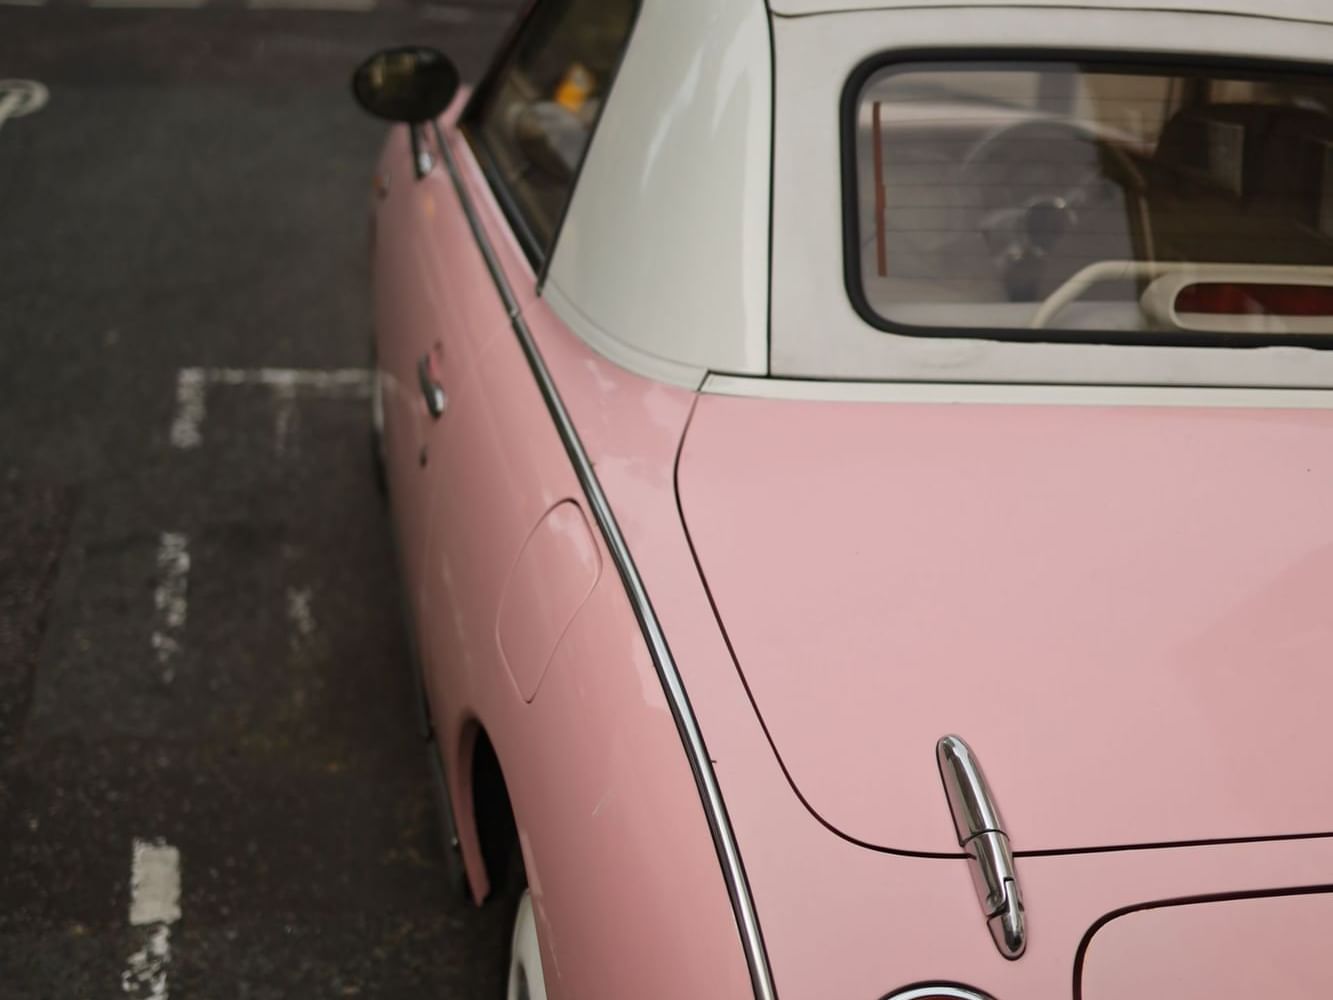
[454,716,522,906]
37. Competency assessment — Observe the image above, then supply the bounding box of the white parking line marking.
[286,586,315,643]
[129,840,182,926]
[122,839,181,1000]
[150,532,189,682]
[0,80,49,131]
[122,926,171,1000]
[169,370,205,449]
[169,367,372,450]
[203,367,373,390]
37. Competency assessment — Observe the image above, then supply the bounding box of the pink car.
[352,2,1333,997]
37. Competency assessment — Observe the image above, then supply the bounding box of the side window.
[465,0,637,260]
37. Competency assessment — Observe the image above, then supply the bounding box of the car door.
[372,118,503,623]
[413,0,636,728]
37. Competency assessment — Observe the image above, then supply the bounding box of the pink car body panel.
[374,111,755,1000]
[514,260,1333,998]
[676,395,1333,855]
[516,269,1333,998]
[496,500,601,702]
[374,116,510,617]
[371,91,1333,1000]
[1081,890,1333,998]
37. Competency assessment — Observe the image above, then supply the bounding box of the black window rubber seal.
[455,0,645,281]
[838,47,1333,351]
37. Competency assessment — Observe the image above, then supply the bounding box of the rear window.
[846,59,1333,344]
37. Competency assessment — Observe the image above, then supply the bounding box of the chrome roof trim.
[431,121,778,1000]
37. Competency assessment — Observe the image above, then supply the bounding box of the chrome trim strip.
[702,373,1333,408]
[431,121,778,1000]
[882,986,997,1000]
[430,124,520,321]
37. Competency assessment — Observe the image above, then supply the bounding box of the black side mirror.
[351,47,460,124]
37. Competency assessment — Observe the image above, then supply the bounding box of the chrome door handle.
[417,354,446,418]
[937,735,1027,960]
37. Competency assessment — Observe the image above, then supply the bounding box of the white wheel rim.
[507,890,547,1000]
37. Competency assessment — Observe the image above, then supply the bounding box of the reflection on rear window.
[848,61,1333,342]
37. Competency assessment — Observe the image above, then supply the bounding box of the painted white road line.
[122,839,181,1000]
[150,532,189,682]
[129,840,182,926]
[169,367,372,450]
[122,927,170,1000]
[203,367,373,390]
[0,80,49,131]
[286,586,315,644]
[168,370,205,449]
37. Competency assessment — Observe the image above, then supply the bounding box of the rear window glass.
[847,60,1333,343]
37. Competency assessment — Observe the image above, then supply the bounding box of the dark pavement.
[0,5,520,996]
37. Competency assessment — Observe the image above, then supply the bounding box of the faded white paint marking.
[129,840,181,926]
[286,586,315,642]
[169,367,371,450]
[0,80,49,131]
[150,632,180,664]
[122,839,180,1000]
[205,367,373,391]
[169,370,205,449]
[151,533,189,682]
[153,534,189,630]
[122,925,171,1000]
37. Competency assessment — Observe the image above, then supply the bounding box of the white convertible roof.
[543,0,1333,388]
[769,0,1333,24]
[543,0,773,386]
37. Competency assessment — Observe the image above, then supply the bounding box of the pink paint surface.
[1082,891,1333,998]
[678,395,1333,854]
[372,104,1333,1000]
[519,295,1333,998]
[497,500,602,702]
[387,121,756,1000]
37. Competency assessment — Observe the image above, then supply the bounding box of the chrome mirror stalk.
[937,735,1027,960]
[410,124,434,179]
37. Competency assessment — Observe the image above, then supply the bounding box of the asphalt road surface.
[0,4,522,996]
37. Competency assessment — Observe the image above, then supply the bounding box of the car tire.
[506,888,547,1000]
